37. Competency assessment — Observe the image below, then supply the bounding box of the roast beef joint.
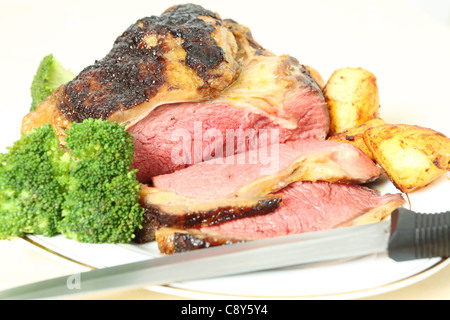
[21,4,405,253]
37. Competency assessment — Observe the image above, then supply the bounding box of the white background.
[0,0,449,299]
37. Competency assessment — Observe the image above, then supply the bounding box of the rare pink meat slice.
[129,55,329,183]
[199,181,404,240]
[152,139,384,200]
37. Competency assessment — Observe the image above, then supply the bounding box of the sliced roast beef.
[200,181,404,239]
[151,139,383,200]
[155,181,404,253]
[129,55,328,182]
[138,186,281,227]
[133,186,282,243]
[134,140,386,244]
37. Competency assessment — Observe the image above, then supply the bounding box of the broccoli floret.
[30,54,75,111]
[58,119,144,243]
[0,118,144,243]
[0,124,66,239]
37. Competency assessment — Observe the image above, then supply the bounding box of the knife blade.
[1,208,449,300]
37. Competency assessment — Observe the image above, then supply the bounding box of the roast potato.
[363,124,450,193]
[323,67,380,135]
[328,117,386,160]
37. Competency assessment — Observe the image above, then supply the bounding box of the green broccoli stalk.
[0,124,66,239]
[58,119,144,243]
[30,54,75,111]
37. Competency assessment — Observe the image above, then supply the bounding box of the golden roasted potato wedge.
[323,67,380,135]
[363,124,450,193]
[328,118,386,160]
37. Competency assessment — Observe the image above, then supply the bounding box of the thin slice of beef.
[200,181,404,240]
[134,186,282,243]
[155,181,404,254]
[137,186,281,229]
[152,139,384,200]
[135,188,283,244]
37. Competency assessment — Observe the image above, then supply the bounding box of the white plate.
[1,0,450,300]
[21,232,449,299]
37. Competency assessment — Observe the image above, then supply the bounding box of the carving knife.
[0,208,449,300]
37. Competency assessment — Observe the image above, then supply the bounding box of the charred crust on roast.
[173,233,228,253]
[223,18,269,58]
[58,4,227,122]
[133,197,282,243]
[133,213,163,244]
[149,197,281,229]
[174,233,246,252]
[163,4,227,82]
[61,44,167,122]
[158,230,247,254]
[297,62,323,96]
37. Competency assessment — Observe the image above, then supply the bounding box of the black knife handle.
[388,208,450,262]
